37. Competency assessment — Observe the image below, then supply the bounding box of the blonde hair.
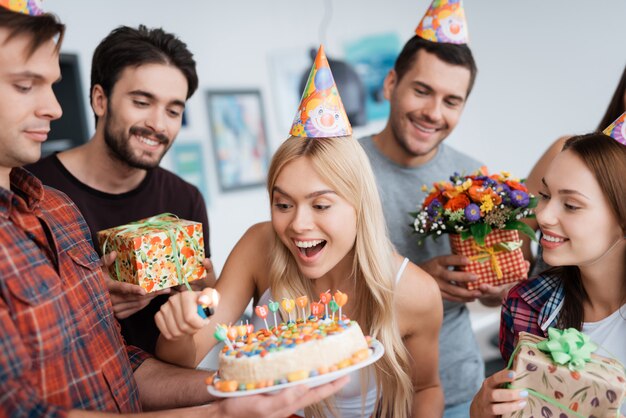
[267,136,413,417]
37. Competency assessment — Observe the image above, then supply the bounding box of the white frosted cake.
[212,318,371,392]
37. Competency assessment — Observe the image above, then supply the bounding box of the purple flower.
[494,183,511,195]
[427,199,442,216]
[510,190,530,207]
[465,204,481,222]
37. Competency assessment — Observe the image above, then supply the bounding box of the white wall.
[46,0,626,274]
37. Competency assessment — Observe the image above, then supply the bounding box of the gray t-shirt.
[360,135,485,407]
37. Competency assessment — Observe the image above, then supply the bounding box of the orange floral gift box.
[503,330,626,418]
[97,214,206,293]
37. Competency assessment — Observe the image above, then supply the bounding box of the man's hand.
[101,251,170,319]
[218,376,350,418]
[419,254,481,303]
[478,283,514,307]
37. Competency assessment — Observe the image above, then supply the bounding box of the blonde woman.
[155,135,443,417]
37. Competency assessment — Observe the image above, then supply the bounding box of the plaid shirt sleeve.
[0,299,68,418]
[499,279,545,362]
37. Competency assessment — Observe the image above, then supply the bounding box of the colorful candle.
[329,299,339,322]
[254,304,270,330]
[295,295,308,321]
[310,302,324,318]
[214,324,234,351]
[333,290,348,321]
[281,298,295,323]
[268,300,280,328]
[319,290,332,318]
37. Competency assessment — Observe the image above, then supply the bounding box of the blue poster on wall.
[171,141,210,206]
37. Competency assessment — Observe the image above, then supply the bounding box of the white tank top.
[582,304,626,415]
[252,258,410,418]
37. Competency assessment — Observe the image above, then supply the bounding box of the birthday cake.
[210,292,372,392]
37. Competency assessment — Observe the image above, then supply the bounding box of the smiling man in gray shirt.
[359,6,504,416]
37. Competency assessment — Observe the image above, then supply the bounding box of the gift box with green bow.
[503,329,626,418]
[97,213,207,293]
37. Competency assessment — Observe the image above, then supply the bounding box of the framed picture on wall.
[206,90,270,191]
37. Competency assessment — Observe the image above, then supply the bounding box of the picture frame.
[206,89,270,192]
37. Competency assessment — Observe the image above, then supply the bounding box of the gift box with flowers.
[97,213,206,293]
[411,168,537,290]
[503,329,625,418]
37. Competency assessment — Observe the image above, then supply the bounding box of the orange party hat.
[0,0,44,15]
[415,0,469,44]
[289,45,352,138]
[602,111,626,146]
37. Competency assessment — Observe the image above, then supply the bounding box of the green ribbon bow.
[536,327,598,371]
[101,213,201,291]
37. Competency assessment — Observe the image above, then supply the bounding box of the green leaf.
[527,196,539,209]
[470,223,491,246]
[504,220,538,241]
[461,230,472,241]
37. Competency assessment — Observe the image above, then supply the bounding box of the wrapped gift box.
[449,229,527,290]
[503,331,626,418]
[97,214,206,292]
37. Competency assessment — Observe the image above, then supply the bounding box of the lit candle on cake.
[295,296,308,321]
[268,300,279,329]
[254,304,270,330]
[281,298,295,323]
[334,290,348,321]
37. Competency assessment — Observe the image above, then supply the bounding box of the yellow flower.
[421,185,429,192]
[501,171,511,178]
[480,195,495,213]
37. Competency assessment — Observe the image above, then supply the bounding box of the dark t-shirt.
[27,154,211,354]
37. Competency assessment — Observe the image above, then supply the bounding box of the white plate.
[207,340,384,398]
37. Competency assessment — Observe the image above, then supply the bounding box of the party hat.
[0,0,44,15]
[289,45,352,138]
[602,111,626,146]
[415,0,469,44]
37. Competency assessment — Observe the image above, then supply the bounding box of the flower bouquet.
[411,167,538,290]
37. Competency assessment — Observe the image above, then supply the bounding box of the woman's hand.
[470,369,528,417]
[155,287,219,341]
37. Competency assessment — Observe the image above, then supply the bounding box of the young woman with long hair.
[154,135,444,417]
[470,132,626,417]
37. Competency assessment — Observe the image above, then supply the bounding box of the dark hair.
[554,133,626,329]
[597,65,626,131]
[393,35,478,96]
[0,7,64,56]
[90,25,198,123]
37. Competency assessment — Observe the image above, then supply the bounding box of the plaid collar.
[517,274,564,331]
[0,168,44,219]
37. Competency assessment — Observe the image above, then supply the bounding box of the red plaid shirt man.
[0,168,149,416]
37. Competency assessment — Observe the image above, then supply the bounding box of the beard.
[389,113,446,158]
[103,111,171,170]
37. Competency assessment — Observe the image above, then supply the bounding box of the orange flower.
[505,180,528,192]
[422,191,443,208]
[150,236,162,246]
[444,194,470,211]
